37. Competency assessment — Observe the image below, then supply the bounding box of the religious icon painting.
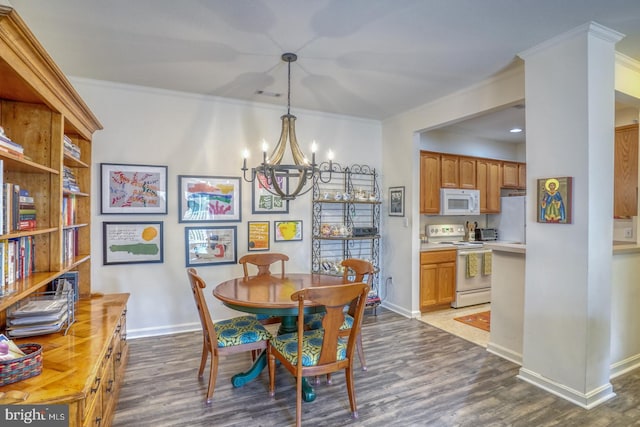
[537,176,573,224]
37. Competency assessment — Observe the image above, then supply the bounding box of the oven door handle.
[457,249,492,256]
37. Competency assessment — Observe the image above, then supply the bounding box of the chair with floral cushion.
[238,252,289,278]
[304,258,374,371]
[268,282,370,427]
[238,253,289,325]
[187,267,272,404]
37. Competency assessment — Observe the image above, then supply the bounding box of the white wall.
[380,64,525,317]
[71,78,381,337]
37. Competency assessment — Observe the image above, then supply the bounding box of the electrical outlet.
[624,228,633,238]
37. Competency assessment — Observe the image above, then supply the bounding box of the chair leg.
[268,347,276,397]
[198,340,208,378]
[345,366,358,419]
[356,333,367,371]
[296,372,303,427]
[206,352,218,404]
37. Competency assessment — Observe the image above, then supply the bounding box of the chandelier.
[241,52,332,200]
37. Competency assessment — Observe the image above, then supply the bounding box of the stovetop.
[425,224,484,248]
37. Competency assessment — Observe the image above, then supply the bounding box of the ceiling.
[7,0,640,142]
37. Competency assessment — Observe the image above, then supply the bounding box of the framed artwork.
[248,221,270,251]
[389,186,405,217]
[252,171,289,214]
[179,175,241,222]
[101,163,167,214]
[537,176,573,224]
[103,221,164,265]
[274,220,303,242]
[185,226,237,266]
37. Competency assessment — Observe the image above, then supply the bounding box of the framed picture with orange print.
[248,221,270,251]
[103,221,164,265]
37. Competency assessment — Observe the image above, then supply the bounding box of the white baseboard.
[517,367,616,409]
[609,353,640,379]
[128,322,201,339]
[379,301,414,318]
[486,342,522,365]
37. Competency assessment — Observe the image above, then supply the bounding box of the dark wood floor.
[113,308,640,426]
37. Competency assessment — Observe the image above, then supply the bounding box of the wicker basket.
[0,343,43,386]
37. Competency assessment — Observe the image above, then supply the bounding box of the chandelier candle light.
[241,52,332,200]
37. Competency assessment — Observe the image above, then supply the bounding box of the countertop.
[421,241,640,254]
[483,241,526,254]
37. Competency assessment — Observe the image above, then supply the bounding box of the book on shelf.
[0,133,24,157]
[63,194,77,226]
[63,166,81,193]
[18,188,36,230]
[63,134,81,160]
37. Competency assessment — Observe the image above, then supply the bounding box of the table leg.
[277,315,298,335]
[231,350,267,387]
[230,351,316,402]
[302,377,316,402]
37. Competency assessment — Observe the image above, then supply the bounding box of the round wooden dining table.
[214,272,345,401]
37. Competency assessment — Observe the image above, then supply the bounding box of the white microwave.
[440,188,480,216]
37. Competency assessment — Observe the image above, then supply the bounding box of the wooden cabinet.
[502,161,527,189]
[0,295,130,427]
[459,156,477,189]
[440,154,459,188]
[477,159,501,213]
[614,124,638,217]
[0,6,101,311]
[420,151,441,214]
[0,8,127,427]
[420,250,456,311]
[518,163,526,189]
[420,150,524,215]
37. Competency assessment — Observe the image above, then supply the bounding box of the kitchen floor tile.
[418,303,490,347]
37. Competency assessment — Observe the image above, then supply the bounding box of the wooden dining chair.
[238,253,289,325]
[238,253,289,278]
[305,258,374,371]
[187,267,272,404]
[268,282,370,427]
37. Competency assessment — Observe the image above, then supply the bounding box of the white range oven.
[425,223,492,308]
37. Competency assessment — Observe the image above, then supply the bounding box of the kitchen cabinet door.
[518,163,526,189]
[614,124,638,217]
[420,151,441,214]
[440,154,459,188]
[420,250,456,311]
[502,162,519,188]
[459,157,476,189]
[476,159,501,213]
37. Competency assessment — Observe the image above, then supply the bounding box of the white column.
[518,22,623,408]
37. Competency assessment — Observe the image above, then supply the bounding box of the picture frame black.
[251,171,289,214]
[100,163,167,214]
[389,186,405,217]
[185,226,238,266]
[248,221,270,251]
[274,220,303,242]
[178,175,242,223]
[103,221,164,265]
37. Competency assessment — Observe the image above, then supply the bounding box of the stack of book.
[0,126,24,158]
[63,134,81,160]
[18,189,36,231]
[63,166,80,193]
